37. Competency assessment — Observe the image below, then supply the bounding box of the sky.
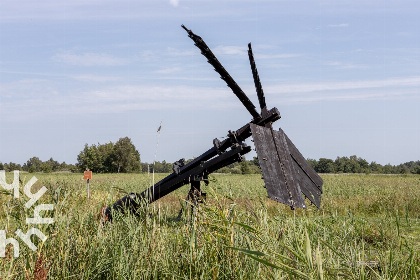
[0,0,419,166]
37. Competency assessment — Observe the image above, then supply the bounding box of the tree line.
[1,137,419,175]
[0,157,76,173]
[307,156,420,174]
[144,156,420,175]
[76,137,140,173]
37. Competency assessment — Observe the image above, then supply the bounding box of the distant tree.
[404,161,420,174]
[397,164,410,174]
[76,137,140,173]
[26,157,43,173]
[0,162,3,170]
[348,155,361,173]
[77,144,103,172]
[316,158,335,173]
[150,160,172,173]
[230,166,242,174]
[161,160,172,173]
[98,142,117,172]
[240,160,251,174]
[5,162,22,171]
[357,157,369,173]
[114,137,141,173]
[43,157,60,172]
[334,157,343,173]
[251,157,260,168]
[59,161,73,171]
[41,162,53,173]
[369,161,383,173]
[141,162,149,173]
[383,164,394,174]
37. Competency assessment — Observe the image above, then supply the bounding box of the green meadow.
[0,173,419,279]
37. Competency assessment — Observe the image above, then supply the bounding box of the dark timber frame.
[104,25,323,221]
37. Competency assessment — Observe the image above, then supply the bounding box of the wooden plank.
[280,128,323,189]
[279,128,323,208]
[271,129,306,208]
[250,124,306,208]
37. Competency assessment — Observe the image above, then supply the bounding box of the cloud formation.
[328,23,349,28]
[2,76,419,122]
[155,67,182,74]
[169,0,180,7]
[52,52,128,66]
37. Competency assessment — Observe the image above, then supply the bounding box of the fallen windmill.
[104,25,323,221]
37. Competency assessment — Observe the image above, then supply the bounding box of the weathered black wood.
[271,128,306,208]
[250,124,306,208]
[104,107,280,221]
[248,43,267,115]
[176,107,280,176]
[182,25,261,120]
[104,26,324,222]
[280,128,323,207]
[148,143,250,202]
[105,144,251,220]
[281,128,323,190]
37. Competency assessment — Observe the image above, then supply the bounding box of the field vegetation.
[0,173,419,279]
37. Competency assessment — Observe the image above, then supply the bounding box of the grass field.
[0,173,419,279]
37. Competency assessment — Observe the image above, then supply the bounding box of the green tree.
[44,157,60,172]
[26,156,43,173]
[369,161,383,173]
[4,162,22,171]
[240,160,251,174]
[98,142,116,172]
[357,157,369,173]
[316,158,335,173]
[383,164,394,174]
[41,162,53,173]
[77,144,103,172]
[77,138,141,173]
[113,137,141,173]
[251,157,260,168]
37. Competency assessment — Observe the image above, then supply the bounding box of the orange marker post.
[83,170,92,199]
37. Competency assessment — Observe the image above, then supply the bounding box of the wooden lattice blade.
[250,124,306,209]
[278,128,323,208]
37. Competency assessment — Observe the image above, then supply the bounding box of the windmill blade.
[182,25,261,120]
[250,123,306,209]
[280,128,323,207]
[251,124,323,209]
[248,43,267,115]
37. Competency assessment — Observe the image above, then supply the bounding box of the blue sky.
[0,0,419,166]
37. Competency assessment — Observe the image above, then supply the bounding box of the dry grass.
[0,173,419,279]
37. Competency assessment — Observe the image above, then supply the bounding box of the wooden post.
[83,170,93,199]
[87,179,90,199]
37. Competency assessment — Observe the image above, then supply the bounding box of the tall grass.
[0,173,419,279]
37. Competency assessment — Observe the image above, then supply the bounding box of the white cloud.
[71,74,121,82]
[169,0,180,7]
[324,61,366,70]
[1,76,419,121]
[166,47,195,56]
[211,45,300,60]
[256,53,301,59]
[327,23,349,28]
[154,67,182,74]
[52,52,128,66]
[213,46,247,56]
[265,76,420,94]
[0,81,237,120]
